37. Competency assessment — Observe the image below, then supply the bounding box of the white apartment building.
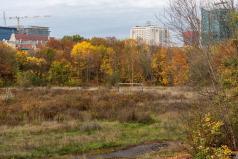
[130,25,170,46]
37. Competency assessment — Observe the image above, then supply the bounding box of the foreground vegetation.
[0,88,192,158]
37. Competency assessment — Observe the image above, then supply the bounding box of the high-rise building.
[201,7,232,44]
[130,25,170,46]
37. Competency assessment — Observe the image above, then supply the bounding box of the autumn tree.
[97,45,115,83]
[0,43,17,84]
[16,51,48,86]
[137,44,153,82]
[48,60,72,86]
[170,48,189,85]
[62,35,84,43]
[120,40,145,83]
[71,41,97,83]
[151,48,171,86]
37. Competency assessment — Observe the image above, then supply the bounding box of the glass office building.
[201,8,232,44]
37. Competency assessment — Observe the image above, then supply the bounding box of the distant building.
[130,25,170,46]
[7,33,49,50]
[18,26,50,37]
[1,25,51,50]
[201,8,232,44]
[0,26,17,41]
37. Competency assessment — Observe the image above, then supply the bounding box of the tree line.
[0,36,189,87]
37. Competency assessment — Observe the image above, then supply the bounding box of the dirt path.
[1,86,199,98]
[76,141,183,159]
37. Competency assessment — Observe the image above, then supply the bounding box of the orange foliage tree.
[170,48,189,85]
[151,48,171,86]
[0,43,17,82]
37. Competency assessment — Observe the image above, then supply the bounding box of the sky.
[0,0,168,39]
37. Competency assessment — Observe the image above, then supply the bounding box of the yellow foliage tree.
[98,46,115,77]
[71,41,97,83]
[16,51,28,68]
[71,41,96,58]
[151,48,170,86]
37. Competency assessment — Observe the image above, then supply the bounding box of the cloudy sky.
[0,0,168,38]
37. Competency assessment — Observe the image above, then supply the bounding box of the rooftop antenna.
[3,11,6,26]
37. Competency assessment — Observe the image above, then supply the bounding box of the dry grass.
[0,88,194,125]
[0,87,200,158]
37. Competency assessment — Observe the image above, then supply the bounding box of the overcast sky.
[0,0,168,38]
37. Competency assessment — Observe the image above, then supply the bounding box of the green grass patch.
[0,120,184,159]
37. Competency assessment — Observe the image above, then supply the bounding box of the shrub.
[16,71,46,87]
[220,57,238,92]
[16,71,33,87]
[118,109,154,124]
[66,78,81,87]
[186,113,231,159]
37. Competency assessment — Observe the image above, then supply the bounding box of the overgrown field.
[0,88,199,159]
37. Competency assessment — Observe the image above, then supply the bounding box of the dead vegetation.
[0,88,196,126]
[0,87,202,158]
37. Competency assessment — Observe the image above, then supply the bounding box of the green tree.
[48,61,72,86]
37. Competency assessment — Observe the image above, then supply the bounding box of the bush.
[118,109,154,124]
[16,71,46,87]
[16,71,34,87]
[185,113,232,159]
[66,78,82,87]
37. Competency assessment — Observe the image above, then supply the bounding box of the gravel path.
[75,142,180,159]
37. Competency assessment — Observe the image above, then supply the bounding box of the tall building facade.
[201,8,232,44]
[130,25,170,46]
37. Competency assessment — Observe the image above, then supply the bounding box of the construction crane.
[8,15,51,30]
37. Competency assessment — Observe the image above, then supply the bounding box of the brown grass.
[0,88,193,125]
